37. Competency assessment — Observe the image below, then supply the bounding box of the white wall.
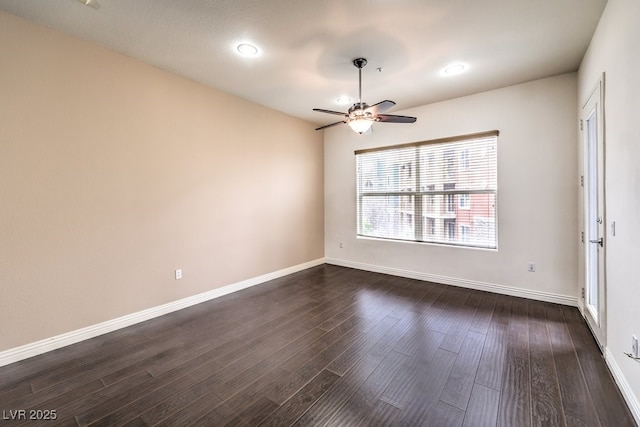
[578,0,640,419]
[325,73,579,304]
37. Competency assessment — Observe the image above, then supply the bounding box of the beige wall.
[0,12,324,352]
[325,73,579,301]
[578,0,640,416]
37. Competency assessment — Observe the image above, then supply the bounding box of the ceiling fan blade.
[313,108,349,117]
[364,100,395,115]
[376,114,417,123]
[315,121,346,131]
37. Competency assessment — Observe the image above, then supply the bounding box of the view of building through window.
[356,132,498,248]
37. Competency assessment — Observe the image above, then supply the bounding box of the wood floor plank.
[5,378,104,421]
[77,366,223,427]
[213,327,329,401]
[475,295,512,391]
[385,279,432,320]
[259,369,340,427]
[121,416,149,427]
[497,355,531,427]
[440,330,487,410]
[0,265,634,427]
[267,316,396,405]
[439,294,482,353]
[0,380,33,405]
[25,370,156,427]
[421,400,466,427]
[393,326,445,359]
[411,282,446,316]
[358,398,404,427]
[146,337,241,377]
[463,383,500,427]
[429,288,471,335]
[324,315,399,376]
[528,302,566,427]
[280,315,365,375]
[292,313,415,426]
[88,357,223,426]
[325,350,409,426]
[38,334,185,394]
[469,292,498,335]
[0,326,147,389]
[545,303,600,427]
[222,396,279,427]
[192,403,236,427]
[419,288,458,332]
[221,366,290,416]
[380,328,445,407]
[394,349,458,424]
[505,297,529,361]
[153,396,231,427]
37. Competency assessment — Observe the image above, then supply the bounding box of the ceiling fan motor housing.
[353,58,368,69]
[348,103,370,114]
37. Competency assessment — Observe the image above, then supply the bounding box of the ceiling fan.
[313,58,417,134]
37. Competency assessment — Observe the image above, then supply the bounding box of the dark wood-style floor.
[0,265,635,426]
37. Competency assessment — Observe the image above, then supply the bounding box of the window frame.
[355,130,499,249]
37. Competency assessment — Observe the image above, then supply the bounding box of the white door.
[581,77,606,349]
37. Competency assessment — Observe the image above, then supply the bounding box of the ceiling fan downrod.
[353,58,367,110]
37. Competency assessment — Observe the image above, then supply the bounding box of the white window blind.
[356,131,498,249]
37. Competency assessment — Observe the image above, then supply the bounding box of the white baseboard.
[0,258,326,368]
[605,348,640,425]
[326,257,578,307]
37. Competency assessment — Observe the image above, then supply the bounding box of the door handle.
[589,237,603,247]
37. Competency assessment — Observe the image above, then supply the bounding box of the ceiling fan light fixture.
[348,118,374,134]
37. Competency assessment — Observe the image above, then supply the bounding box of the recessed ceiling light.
[442,63,467,76]
[336,97,352,105]
[236,43,259,57]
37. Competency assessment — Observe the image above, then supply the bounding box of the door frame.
[579,73,606,350]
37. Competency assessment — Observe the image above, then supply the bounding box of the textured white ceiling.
[0,0,606,126]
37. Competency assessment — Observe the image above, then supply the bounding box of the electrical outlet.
[527,262,536,272]
[175,269,182,280]
[339,242,343,249]
[632,335,638,358]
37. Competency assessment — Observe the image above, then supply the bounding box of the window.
[460,148,470,170]
[427,217,436,235]
[444,219,456,240]
[356,131,498,248]
[460,224,471,242]
[425,184,436,212]
[444,183,456,212]
[459,193,470,209]
[446,194,455,212]
[444,150,456,179]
